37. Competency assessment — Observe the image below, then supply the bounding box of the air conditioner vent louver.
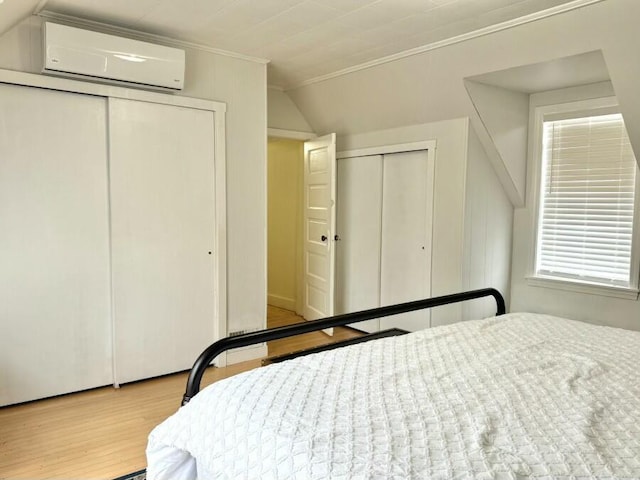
[43,22,185,91]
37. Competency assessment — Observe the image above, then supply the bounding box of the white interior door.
[336,155,383,333]
[0,84,112,406]
[109,98,217,384]
[303,134,337,323]
[380,150,434,332]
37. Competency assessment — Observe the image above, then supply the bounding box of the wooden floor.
[0,306,362,479]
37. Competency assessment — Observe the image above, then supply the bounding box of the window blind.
[536,113,638,287]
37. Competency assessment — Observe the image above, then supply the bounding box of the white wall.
[0,16,268,335]
[289,0,640,327]
[462,124,513,321]
[0,1,40,39]
[464,80,529,206]
[511,81,640,331]
[337,119,513,325]
[288,0,640,202]
[268,87,313,133]
[288,1,639,138]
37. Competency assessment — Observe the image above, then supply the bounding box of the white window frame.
[527,96,640,299]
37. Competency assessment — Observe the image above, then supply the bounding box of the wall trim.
[0,68,226,111]
[526,276,640,300]
[268,294,296,312]
[287,0,606,91]
[337,140,437,159]
[34,0,50,15]
[226,344,268,365]
[37,10,270,65]
[525,95,640,295]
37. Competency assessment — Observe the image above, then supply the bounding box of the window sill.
[526,275,640,300]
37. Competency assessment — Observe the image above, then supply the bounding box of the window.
[532,99,640,296]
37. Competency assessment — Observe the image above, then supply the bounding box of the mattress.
[146,312,640,479]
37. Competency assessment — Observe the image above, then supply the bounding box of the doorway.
[267,137,305,327]
[267,136,360,351]
[267,133,338,328]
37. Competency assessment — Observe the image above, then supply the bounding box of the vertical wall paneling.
[0,84,113,406]
[462,125,513,320]
[108,98,217,384]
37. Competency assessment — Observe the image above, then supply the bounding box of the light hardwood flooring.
[0,306,362,479]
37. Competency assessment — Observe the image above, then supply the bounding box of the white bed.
[146,312,640,479]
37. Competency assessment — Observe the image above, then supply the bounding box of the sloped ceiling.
[284,1,640,209]
[0,1,41,36]
[467,51,611,94]
[25,0,595,89]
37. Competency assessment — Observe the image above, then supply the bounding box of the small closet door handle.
[321,235,328,242]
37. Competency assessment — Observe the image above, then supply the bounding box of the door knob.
[321,235,328,242]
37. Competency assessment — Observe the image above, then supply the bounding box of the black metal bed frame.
[182,287,506,405]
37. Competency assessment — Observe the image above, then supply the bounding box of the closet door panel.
[380,150,432,332]
[336,155,382,333]
[0,84,112,405]
[109,98,216,384]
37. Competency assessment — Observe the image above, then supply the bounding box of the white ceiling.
[31,0,593,88]
[0,0,41,38]
[466,51,611,94]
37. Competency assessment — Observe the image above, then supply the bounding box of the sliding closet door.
[109,98,216,384]
[380,150,433,332]
[0,84,112,405]
[336,155,383,333]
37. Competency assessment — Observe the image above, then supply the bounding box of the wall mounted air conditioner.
[43,22,185,91]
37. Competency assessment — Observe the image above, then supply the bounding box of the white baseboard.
[226,343,268,365]
[267,293,296,311]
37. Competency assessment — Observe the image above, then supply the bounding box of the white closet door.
[336,155,383,333]
[0,84,112,406]
[109,98,216,384]
[380,150,433,332]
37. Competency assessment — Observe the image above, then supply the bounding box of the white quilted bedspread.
[146,313,640,479]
